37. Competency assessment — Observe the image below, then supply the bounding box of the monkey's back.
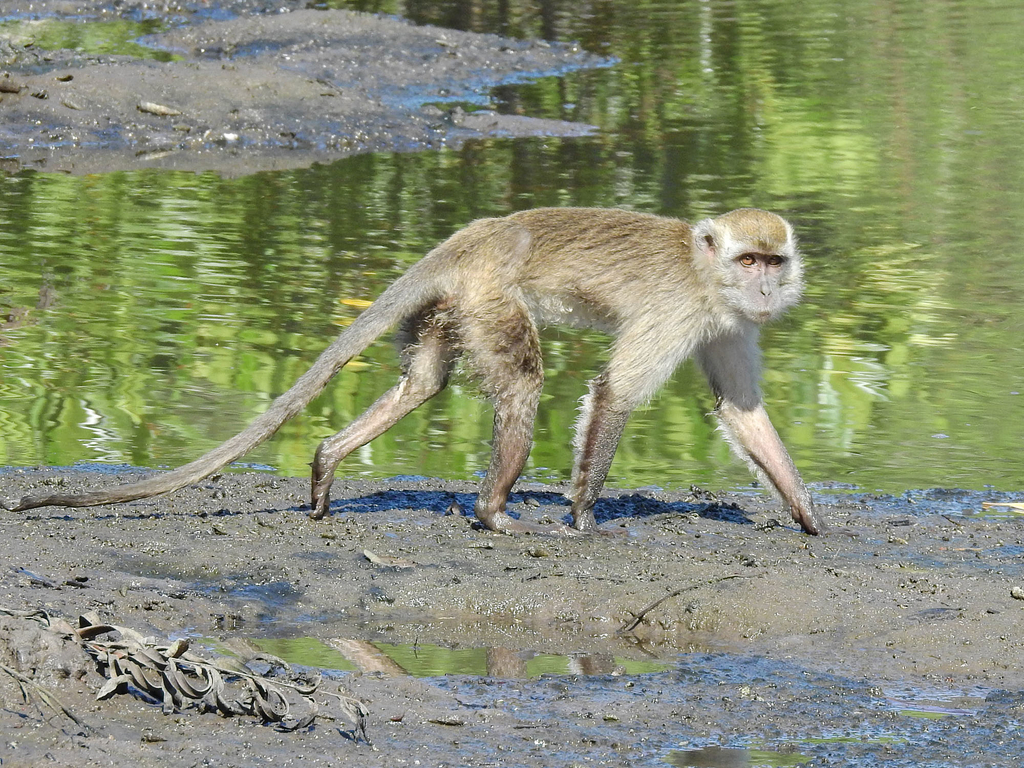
[510,208,715,332]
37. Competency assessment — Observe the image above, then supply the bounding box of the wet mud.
[2,466,1023,766]
[3,2,1024,766]
[0,1,608,175]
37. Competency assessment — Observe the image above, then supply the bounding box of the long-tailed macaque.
[4,208,826,535]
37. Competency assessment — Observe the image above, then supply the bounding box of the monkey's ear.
[693,219,718,262]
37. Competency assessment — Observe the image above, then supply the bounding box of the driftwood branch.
[620,574,746,633]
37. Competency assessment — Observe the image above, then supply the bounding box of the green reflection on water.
[251,637,358,673]
[2,0,1024,495]
[0,18,173,61]
[251,637,669,678]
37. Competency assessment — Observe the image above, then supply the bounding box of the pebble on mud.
[0,75,22,93]
[138,101,182,117]
[1010,586,1024,600]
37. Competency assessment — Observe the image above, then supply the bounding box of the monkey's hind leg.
[310,317,456,519]
[463,300,571,535]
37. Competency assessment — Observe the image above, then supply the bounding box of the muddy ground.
[3,2,1024,767]
[2,467,1024,766]
[0,0,607,175]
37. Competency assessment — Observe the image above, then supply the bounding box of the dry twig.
[619,574,746,633]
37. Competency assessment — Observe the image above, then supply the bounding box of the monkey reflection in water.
[6,208,827,536]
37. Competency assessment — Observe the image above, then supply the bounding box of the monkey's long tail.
[4,268,441,513]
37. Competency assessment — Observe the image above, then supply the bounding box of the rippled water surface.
[3,0,1023,495]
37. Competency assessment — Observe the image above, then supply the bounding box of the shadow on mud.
[329,486,756,529]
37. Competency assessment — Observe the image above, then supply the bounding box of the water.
[225,639,1024,766]
[666,746,811,768]
[247,635,671,677]
[0,17,173,60]
[3,0,1024,496]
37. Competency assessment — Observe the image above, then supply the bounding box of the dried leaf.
[247,651,291,673]
[76,622,121,640]
[162,684,176,715]
[280,697,319,731]
[251,687,288,721]
[165,660,213,699]
[96,674,132,700]
[289,672,321,697]
[165,638,190,658]
[363,549,415,569]
[429,714,465,726]
[5,604,365,736]
[214,687,245,716]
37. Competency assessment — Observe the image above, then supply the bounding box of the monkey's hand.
[310,455,337,520]
[309,488,331,520]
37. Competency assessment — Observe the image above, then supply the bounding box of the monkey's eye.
[767,255,785,267]
[738,254,757,267]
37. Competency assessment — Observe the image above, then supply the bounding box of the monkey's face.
[725,250,804,323]
[694,210,805,325]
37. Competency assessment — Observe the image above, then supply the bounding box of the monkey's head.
[693,208,804,324]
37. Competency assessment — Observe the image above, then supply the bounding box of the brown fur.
[5,207,825,536]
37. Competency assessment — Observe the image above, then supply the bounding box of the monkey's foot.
[309,486,331,520]
[476,509,584,537]
[309,463,339,520]
[792,508,828,536]
[568,509,629,537]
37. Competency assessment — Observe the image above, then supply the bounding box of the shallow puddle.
[430,653,1021,766]
[665,746,810,767]
[882,683,989,718]
[247,635,672,678]
[0,18,173,60]
[197,633,1019,765]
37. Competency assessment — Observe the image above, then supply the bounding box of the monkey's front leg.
[698,332,826,535]
[569,376,633,532]
[716,400,827,535]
